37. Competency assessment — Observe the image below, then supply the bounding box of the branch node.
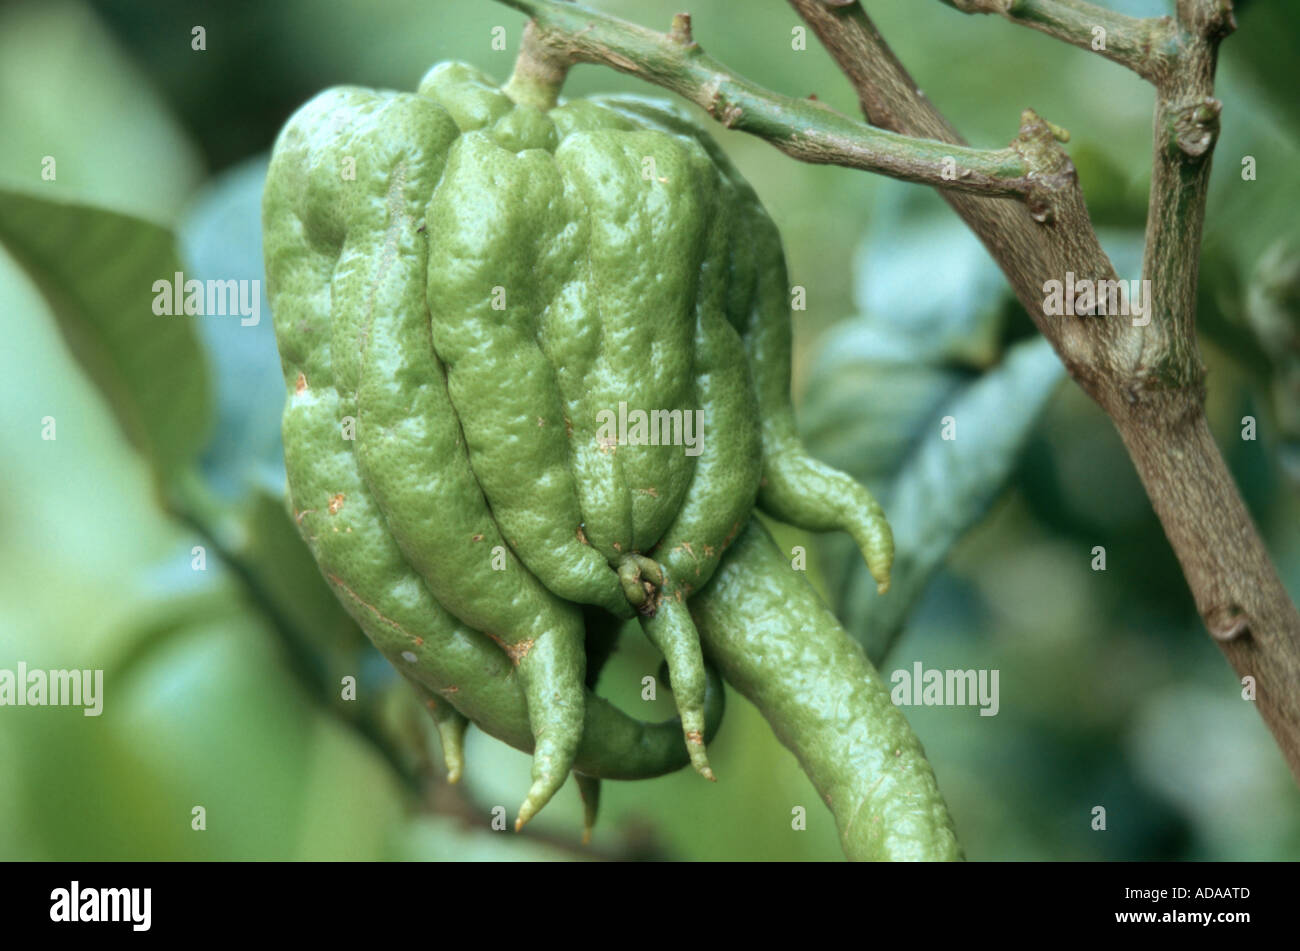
[669,12,696,47]
[1045,118,1071,144]
[1207,603,1251,642]
[1178,0,1237,40]
[1173,96,1221,158]
[1010,109,1078,223]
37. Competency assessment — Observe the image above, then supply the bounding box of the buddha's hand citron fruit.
[263,61,894,831]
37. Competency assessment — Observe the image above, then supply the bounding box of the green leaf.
[851,187,1009,369]
[800,350,969,493]
[830,339,1064,663]
[0,0,203,223]
[178,156,287,501]
[0,188,212,489]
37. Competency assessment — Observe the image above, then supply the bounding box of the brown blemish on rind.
[328,493,345,514]
[485,631,534,666]
[295,372,308,394]
[721,520,744,548]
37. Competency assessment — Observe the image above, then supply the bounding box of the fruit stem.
[502,20,569,111]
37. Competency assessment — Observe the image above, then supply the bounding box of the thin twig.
[1139,0,1237,390]
[938,0,1179,83]
[498,0,1043,198]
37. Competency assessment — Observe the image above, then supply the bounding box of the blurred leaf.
[1227,0,1300,131]
[1243,239,1300,482]
[1093,227,1146,286]
[851,189,1008,369]
[179,155,286,501]
[1071,142,1146,230]
[0,237,187,663]
[12,609,338,859]
[1205,69,1300,268]
[1126,683,1300,859]
[854,340,1064,662]
[0,188,212,490]
[1196,238,1268,374]
[0,0,203,222]
[800,358,967,491]
[294,709,410,860]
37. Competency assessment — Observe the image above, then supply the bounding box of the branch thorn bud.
[669,13,695,46]
[1045,119,1071,143]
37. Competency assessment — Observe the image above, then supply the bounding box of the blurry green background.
[1,0,1298,860]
